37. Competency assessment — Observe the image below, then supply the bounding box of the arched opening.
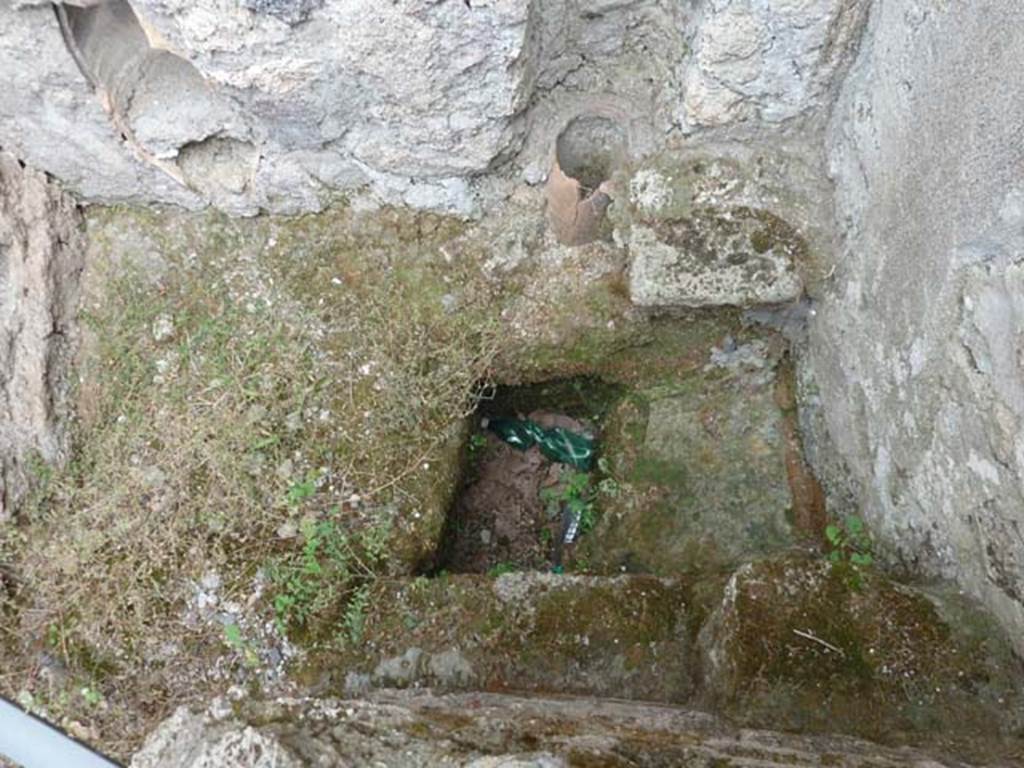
[555,115,627,192]
[546,115,627,246]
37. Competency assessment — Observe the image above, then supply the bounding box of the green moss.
[574,333,794,577]
[709,556,1024,758]
[597,394,649,477]
[746,207,810,262]
[749,229,773,254]
[504,279,740,385]
[306,574,693,703]
[630,454,691,491]
[647,206,808,279]
[531,577,682,648]
[731,563,876,687]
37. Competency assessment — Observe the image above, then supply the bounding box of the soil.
[437,410,594,574]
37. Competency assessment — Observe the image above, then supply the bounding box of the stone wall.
[809,0,1024,653]
[0,151,83,520]
[2,0,867,215]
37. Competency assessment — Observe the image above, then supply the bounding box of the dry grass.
[0,206,501,757]
[0,197,650,758]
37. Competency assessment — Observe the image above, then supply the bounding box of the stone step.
[303,558,1024,763]
[329,572,696,704]
[133,691,1007,768]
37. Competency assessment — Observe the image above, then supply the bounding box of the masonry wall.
[812,0,1024,652]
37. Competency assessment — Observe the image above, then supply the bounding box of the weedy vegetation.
[0,206,501,757]
[825,516,874,567]
[825,516,874,589]
[268,514,390,644]
[487,562,517,577]
[540,457,620,539]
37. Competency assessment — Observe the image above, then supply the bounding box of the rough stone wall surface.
[678,0,868,131]
[0,4,200,209]
[0,151,83,520]
[3,0,867,215]
[810,0,1024,654]
[131,692,980,768]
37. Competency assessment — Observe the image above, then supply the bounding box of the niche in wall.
[546,115,627,246]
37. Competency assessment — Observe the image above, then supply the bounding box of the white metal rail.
[0,696,120,768]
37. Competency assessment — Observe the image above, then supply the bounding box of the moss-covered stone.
[575,334,795,577]
[310,573,695,703]
[699,555,1024,760]
[629,207,805,309]
[619,147,835,306]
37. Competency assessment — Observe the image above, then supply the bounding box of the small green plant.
[268,514,390,641]
[467,433,488,455]
[223,622,260,668]
[223,622,244,647]
[596,457,620,498]
[465,433,490,478]
[487,562,517,577]
[285,473,319,506]
[825,516,874,567]
[570,552,591,573]
[46,623,62,650]
[359,519,390,564]
[341,585,371,644]
[251,434,280,451]
[826,516,874,589]
[540,470,598,535]
[80,686,103,707]
[577,502,597,534]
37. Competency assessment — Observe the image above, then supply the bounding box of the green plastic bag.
[488,418,594,470]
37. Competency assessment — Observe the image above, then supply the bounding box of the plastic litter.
[562,506,582,545]
[488,418,594,470]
